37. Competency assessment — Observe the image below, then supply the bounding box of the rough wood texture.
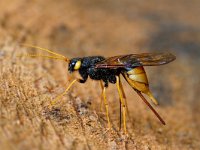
[1,0,200,149]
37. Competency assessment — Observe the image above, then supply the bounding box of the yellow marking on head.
[74,61,81,70]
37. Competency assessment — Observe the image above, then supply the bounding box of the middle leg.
[119,76,131,124]
[116,76,127,134]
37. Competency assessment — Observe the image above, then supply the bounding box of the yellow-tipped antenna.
[20,43,70,62]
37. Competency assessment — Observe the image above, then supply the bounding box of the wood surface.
[0,0,200,149]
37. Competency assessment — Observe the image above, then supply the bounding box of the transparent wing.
[95,53,176,69]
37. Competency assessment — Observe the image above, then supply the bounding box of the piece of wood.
[0,43,130,150]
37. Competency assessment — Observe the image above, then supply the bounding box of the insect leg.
[50,79,78,106]
[116,76,127,134]
[118,77,123,130]
[102,85,111,129]
[99,80,104,111]
[119,75,132,130]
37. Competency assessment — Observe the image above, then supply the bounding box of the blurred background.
[0,0,200,149]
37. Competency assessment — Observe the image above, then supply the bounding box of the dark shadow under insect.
[20,44,176,134]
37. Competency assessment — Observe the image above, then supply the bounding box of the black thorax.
[77,56,120,87]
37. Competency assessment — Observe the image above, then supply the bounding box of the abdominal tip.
[146,91,159,105]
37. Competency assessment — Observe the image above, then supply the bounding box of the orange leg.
[99,80,104,111]
[116,76,127,134]
[102,86,111,128]
[119,76,131,124]
[50,79,78,106]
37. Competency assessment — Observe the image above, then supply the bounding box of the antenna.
[19,44,70,62]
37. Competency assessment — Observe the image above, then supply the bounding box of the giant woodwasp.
[20,44,176,134]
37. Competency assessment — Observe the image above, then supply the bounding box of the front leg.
[50,79,78,107]
[79,69,88,83]
[79,79,87,83]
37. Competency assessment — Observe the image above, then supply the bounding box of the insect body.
[69,56,120,86]
[21,44,176,134]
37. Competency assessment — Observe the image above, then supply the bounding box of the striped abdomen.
[122,66,158,105]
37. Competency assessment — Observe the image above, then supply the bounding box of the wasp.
[21,44,176,134]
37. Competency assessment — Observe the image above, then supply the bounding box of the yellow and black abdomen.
[122,66,159,105]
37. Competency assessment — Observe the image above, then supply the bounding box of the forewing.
[95,53,176,69]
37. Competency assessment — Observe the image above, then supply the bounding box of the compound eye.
[74,60,81,70]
